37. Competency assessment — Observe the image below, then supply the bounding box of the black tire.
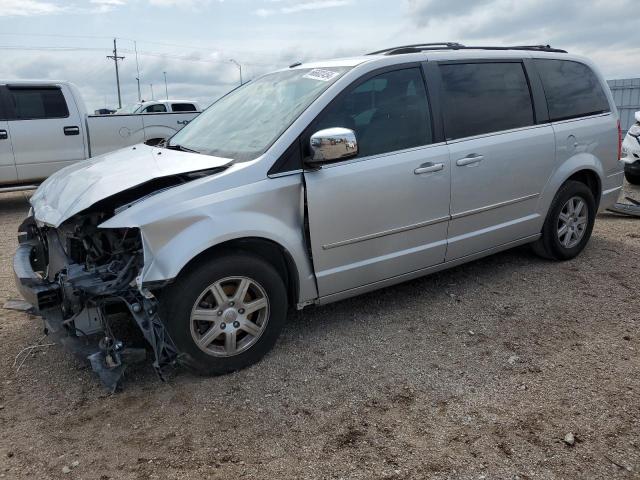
[160,252,287,375]
[625,171,640,185]
[532,180,596,261]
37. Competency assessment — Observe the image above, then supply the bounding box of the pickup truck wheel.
[532,180,595,260]
[161,253,287,375]
[625,171,640,185]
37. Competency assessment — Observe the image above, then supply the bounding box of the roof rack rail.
[367,43,567,55]
[368,43,465,55]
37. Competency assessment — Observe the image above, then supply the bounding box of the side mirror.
[635,111,640,123]
[308,127,358,166]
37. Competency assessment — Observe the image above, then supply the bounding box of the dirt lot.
[0,184,638,480]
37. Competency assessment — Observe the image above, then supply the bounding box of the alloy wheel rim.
[557,196,588,249]
[190,276,270,357]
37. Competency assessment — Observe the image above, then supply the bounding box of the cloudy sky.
[0,0,638,111]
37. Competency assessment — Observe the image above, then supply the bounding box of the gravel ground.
[0,184,638,480]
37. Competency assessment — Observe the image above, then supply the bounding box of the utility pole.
[229,59,242,86]
[106,38,125,108]
[134,40,142,101]
[150,83,154,100]
[163,71,168,99]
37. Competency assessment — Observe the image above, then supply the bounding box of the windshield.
[117,103,143,114]
[168,67,351,161]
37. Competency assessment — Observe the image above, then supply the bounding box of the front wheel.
[532,180,596,260]
[160,252,288,375]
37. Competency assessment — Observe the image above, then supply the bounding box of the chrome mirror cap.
[309,127,358,165]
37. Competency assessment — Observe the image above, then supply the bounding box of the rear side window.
[171,103,197,112]
[314,68,433,158]
[534,59,610,121]
[440,62,534,140]
[8,87,69,120]
[0,89,6,120]
[144,104,167,113]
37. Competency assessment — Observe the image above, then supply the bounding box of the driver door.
[303,66,451,297]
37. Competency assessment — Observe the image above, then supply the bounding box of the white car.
[0,81,201,191]
[116,100,201,114]
[621,111,640,184]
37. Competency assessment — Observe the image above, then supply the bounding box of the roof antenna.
[289,62,302,68]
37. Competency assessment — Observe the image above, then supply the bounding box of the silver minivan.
[14,43,624,388]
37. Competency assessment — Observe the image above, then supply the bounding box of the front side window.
[172,103,197,112]
[144,104,167,113]
[313,68,433,158]
[8,87,69,120]
[439,62,535,140]
[534,59,610,122]
[169,66,351,161]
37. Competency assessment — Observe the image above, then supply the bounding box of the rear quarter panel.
[537,113,623,219]
[535,56,624,218]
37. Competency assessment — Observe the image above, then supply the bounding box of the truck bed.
[87,111,199,157]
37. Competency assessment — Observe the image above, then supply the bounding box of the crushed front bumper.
[12,219,178,391]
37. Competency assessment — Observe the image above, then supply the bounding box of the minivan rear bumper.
[598,166,625,212]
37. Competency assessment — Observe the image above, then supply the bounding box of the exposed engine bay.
[14,168,228,391]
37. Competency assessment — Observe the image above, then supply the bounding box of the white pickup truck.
[0,80,201,191]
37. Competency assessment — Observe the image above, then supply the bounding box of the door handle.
[414,162,444,175]
[63,126,80,136]
[456,154,484,166]
[0,130,7,140]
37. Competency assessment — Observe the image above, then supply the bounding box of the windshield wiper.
[166,144,200,154]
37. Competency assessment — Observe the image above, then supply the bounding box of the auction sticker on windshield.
[303,69,340,82]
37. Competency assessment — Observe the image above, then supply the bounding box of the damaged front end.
[14,210,177,392]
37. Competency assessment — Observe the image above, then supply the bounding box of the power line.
[0,44,276,67]
[0,45,110,52]
[120,48,274,67]
[0,32,114,40]
[0,32,287,62]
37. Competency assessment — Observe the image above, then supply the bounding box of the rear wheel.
[532,180,596,260]
[161,252,288,375]
[625,171,640,185]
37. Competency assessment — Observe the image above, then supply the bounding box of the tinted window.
[144,104,167,113]
[8,87,69,120]
[0,90,6,121]
[534,59,610,121]
[172,103,197,112]
[440,63,534,140]
[314,68,432,158]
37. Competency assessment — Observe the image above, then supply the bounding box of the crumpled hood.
[31,144,232,227]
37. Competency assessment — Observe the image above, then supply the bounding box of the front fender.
[102,171,318,304]
[139,213,304,283]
